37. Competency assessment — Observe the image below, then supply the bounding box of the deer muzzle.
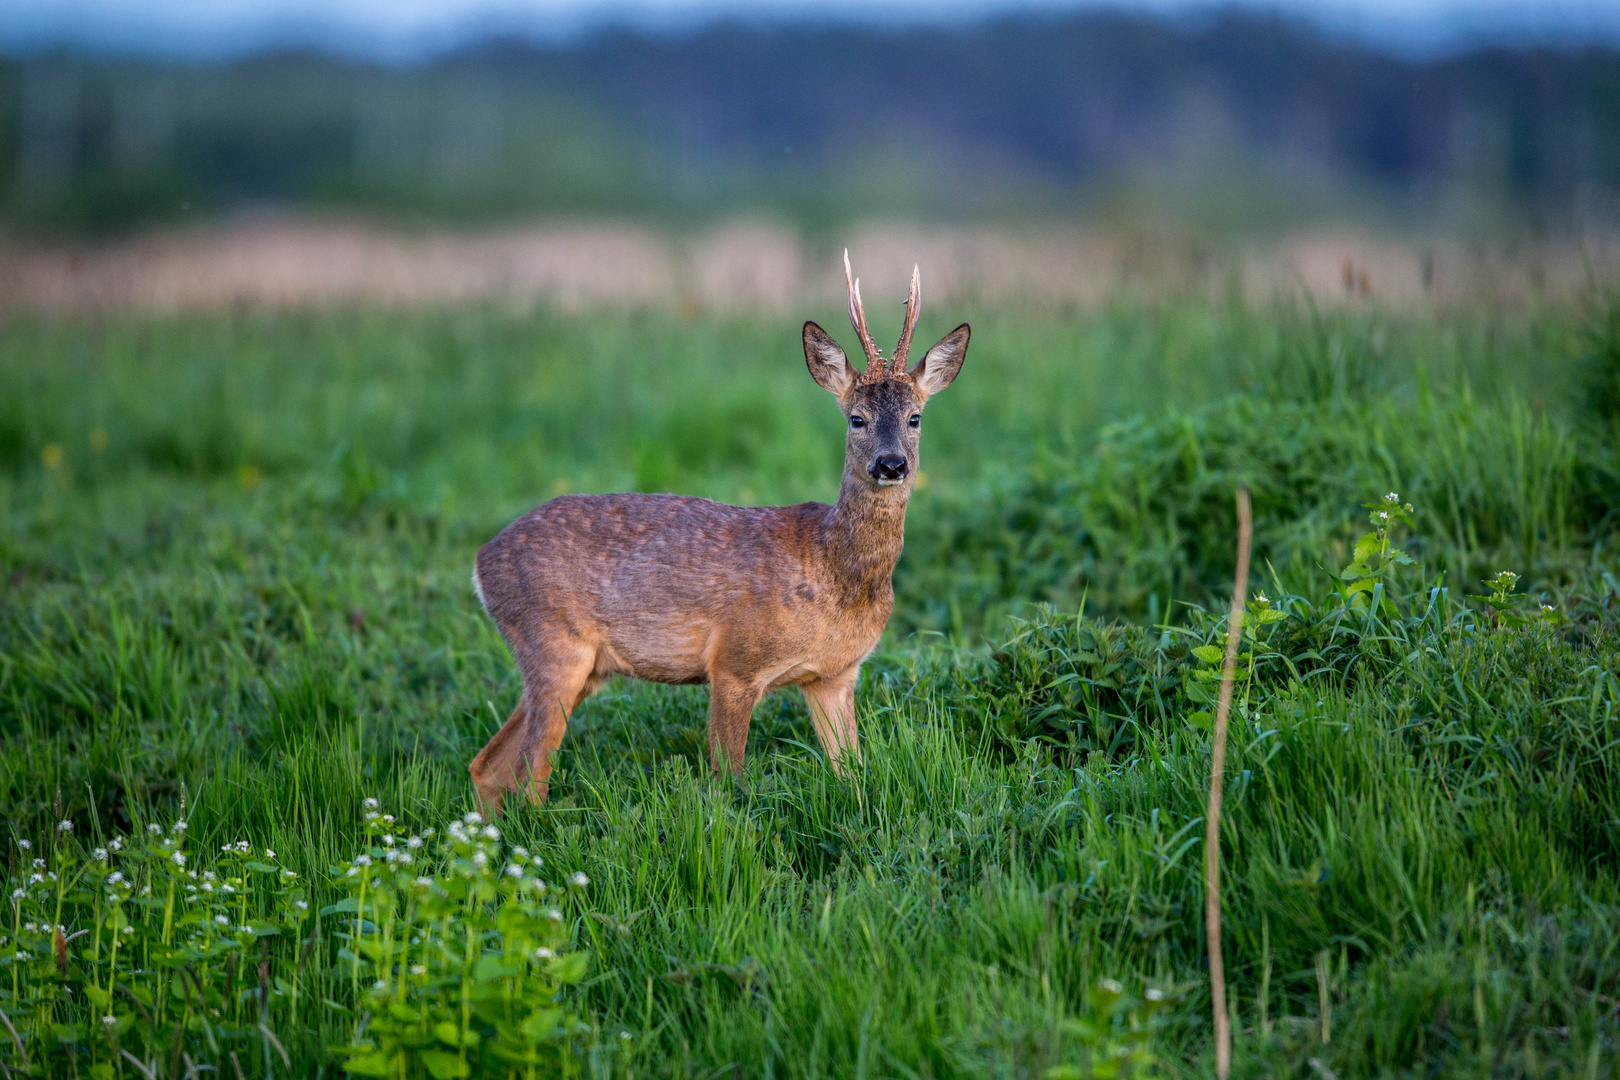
[871,454,909,484]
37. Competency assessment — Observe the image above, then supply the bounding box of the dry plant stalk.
[1205,485,1252,1080]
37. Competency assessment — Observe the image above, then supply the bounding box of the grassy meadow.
[2,292,1619,1078]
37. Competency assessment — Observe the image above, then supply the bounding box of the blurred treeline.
[2,10,1619,236]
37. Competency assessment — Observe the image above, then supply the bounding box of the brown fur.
[469,266,969,813]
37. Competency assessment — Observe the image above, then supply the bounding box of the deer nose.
[871,454,909,482]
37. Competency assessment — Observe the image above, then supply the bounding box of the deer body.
[470,257,968,813]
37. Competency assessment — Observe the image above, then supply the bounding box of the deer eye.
[908,414,921,428]
[849,415,866,429]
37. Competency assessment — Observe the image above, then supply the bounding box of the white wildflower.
[16,840,30,851]
[535,947,555,960]
[569,872,589,888]
[511,845,528,859]
[472,851,488,869]
[94,848,108,862]
[410,965,427,975]
[1145,988,1166,1002]
[102,1015,117,1027]
[295,900,309,912]
[32,859,44,869]
[148,824,163,834]
[171,852,186,866]
[353,854,372,867]
[58,820,73,833]
[264,849,276,859]
[363,797,379,810]
[407,836,423,850]
[106,871,124,886]
[10,888,24,900]
[546,908,562,922]
[1385,492,1399,503]
[504,864,523,878]
[374,980,387,990]
[172,820,187,833]
[382,835,394,847]
[214,915,229,926]
[462,811,483,826]
[481,825,500,842]
[109,837,123,852]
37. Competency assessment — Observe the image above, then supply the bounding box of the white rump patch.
[472,566,489,614]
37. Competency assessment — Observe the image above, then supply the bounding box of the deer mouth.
[870,455,910,485]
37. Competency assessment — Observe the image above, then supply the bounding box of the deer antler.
[843,249,883,372]
[891,264,921,373]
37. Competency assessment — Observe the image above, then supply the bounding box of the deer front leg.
[707,671,761,776]
[801,667,860,775]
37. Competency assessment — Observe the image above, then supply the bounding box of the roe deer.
[470,253,969,813]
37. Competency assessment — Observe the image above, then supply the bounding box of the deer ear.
[803,321,854,397]
[909,323,969,399]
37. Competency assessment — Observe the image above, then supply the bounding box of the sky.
[4,0,1620,60]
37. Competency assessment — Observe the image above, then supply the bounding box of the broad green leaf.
[1352,532,1382,562]
[388,1000,422,1023]
[1191,645,1225,665]
[1186,710,1212,731]
[522,1008,564,1041]
[340,1052,397,1077]
[549,952,589,984]
[473,956,519,982]
[418,1049,471,1079]
[433,1022,463,1047]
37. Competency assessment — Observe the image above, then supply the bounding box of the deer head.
[802,252,970,491]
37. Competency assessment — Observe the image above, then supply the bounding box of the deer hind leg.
[801,667,861,776]
[470,637,596,816]
[707,670,762,776]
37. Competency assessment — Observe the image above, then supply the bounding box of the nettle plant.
[332,800,595,1080]
[1337,492,1418,613]
[0,800,597,1079]
[2,810,309,1079]
[1179,491,1559,718]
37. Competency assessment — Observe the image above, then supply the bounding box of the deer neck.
[823,465,909,603]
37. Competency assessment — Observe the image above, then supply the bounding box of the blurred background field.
[5,1,1620,1077]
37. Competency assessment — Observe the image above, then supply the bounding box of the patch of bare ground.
[1,215,1614,314]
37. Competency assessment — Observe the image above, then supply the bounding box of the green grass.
[1,297,1618,1078]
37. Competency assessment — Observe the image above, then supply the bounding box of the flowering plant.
[332,801,591,1079]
